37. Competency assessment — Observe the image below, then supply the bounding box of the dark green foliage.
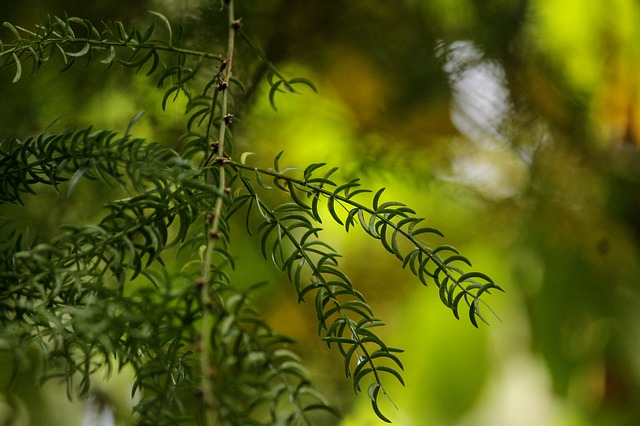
[0,5,501,424]
[0,12,219,83]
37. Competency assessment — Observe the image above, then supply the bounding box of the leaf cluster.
[233,157,503,326]
[0,8,502,425]
[0,12,220,82]
[205,282,340,425]
[225,153,502,420]
[0,125,335,424]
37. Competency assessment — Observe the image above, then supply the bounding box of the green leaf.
[161,86,181,110]
[3,22,22,40]
[377,366,405,386]
[125,111,145,136]
[273,150,284,171]
[353,366,373,393]
[372,187,385,210]
[311,192,322,223]
[268,79,284,111]
[370,349,405,371]
[67,166,88,197]
[303,162,326,179]
[140,22,155,43]
[115,20,129,40]
[376,200,407,213]
[390,228,403,260]
[119,49,155,69]
[65,42,90,57]
[345,208,358,232]
[469,298,480,327]
[346,188,372,198]
[443,253,472,268]
[360,209,380,238]
[327,196,343,225]
[402,248,418,270]
[287,77,318,93]
[10,52,21,83]
[301,403,341,418]
[100,46,116,64]
[458,271,495,285]
[254,168,273,190]
[322,336,356,345]
[411,226,445,238]
[148,11,172,45]
[334,179,361,196]
[287,181,311,209]
[145,51,160,76]
[368,384,392,423]
[175,58,203,84]
[229,76,246,92]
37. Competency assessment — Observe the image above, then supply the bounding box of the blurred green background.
[2,0,640,425]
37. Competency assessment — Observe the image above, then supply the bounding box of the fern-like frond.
[0,5,504,424]
[0,126,227,309]
[226,166,405,422]
[0,124,220,408]
[0,124,221,205]
[0,13,221,77]
[231,158,503,327]
[0,13,221,111]
[202,282,341,425]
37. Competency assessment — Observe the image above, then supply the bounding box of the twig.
[198,1,236,424]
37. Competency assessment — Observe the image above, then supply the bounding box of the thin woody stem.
[0,38,223,61]
[198,0,236,424]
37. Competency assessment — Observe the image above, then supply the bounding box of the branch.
[226,169,404,422]
[1,13,222,84]
[198,1,237,424]
[230,159,503,327]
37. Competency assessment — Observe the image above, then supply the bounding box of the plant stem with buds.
[199,1,236,424]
